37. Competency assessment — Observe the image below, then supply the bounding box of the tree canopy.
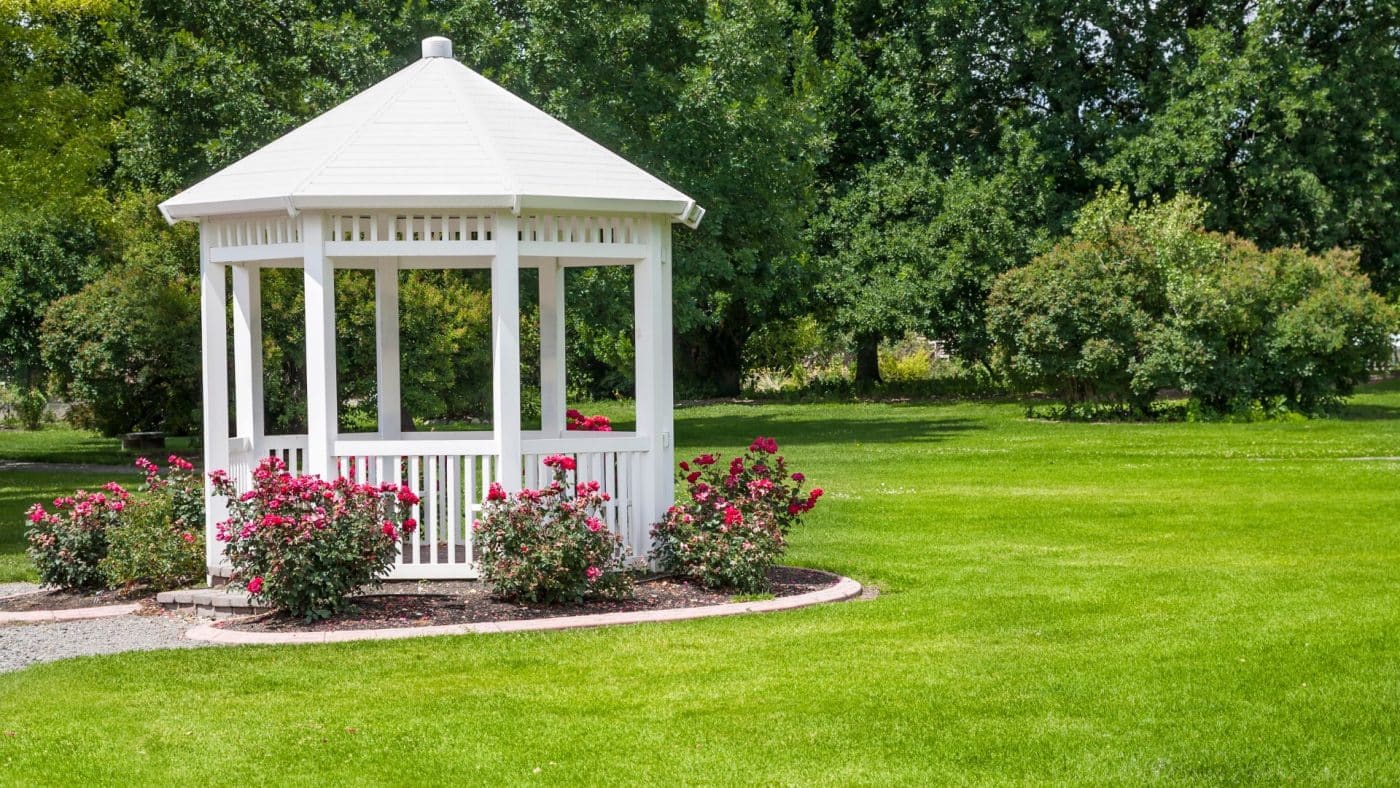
[3,0,1397,421]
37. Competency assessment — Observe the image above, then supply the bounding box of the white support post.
[302,212,337,477]
[492,212,523,491]
[633,217,675,560]
[199,223,230,577]
[539,256,566,436]
[375,257,401,483]
[231,264,264,448]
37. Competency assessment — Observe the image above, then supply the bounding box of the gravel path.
[0,582,41,599]
[0,613,211,673]
[0,460,139,475]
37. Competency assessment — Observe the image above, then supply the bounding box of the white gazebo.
[160,37,703,579]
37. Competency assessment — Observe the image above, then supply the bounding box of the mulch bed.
[221,565,838,633]
[0,588,151,613]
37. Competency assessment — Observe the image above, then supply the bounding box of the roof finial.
[421,36,453,59]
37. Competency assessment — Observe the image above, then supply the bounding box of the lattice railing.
[208,215,301,249]
[519,214,648,245]
[325,213,495,243]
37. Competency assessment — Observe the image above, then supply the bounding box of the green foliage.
[100,495,203,593]
[6,0,1400,405]
[989,189,1398,417]
[477,460,634,604]
[811,156,1048,377]
[0,212,106,385]
[40,262,200,436]
[12,388,47,430]
[0,0,120,215]
[438,0,827,394]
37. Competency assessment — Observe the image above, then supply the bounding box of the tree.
[0,212,105,386]
[434,0,827,395]
[811,150,1049,382]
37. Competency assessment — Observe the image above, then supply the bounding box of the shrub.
[989,189,1398,418]
[41,263,200,436]
[13,387,46,430]
[212,457,420,620]
[565,409,612,431]
[652,437,822,593]
[101,456,205,591]
[25,483,130,589]
[477,454,633,603]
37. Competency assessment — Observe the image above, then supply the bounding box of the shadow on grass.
[677,410,985,449]
[1339,402,1400,421]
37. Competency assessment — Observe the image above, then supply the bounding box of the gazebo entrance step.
[156,588,270,619]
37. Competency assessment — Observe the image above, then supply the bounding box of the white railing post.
[199,223,231,578]
[375,256,401,483]
[303,212,337,478]
[539,256,566,436]
[493,211,523,491]
[633,216,675,561]
[231,263,264,467]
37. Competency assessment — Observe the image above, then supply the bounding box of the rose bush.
[566,408,612,432]
[652,436,822,592]
[101,455,205,591]
[26,483,130,589]
[212,456,420,620]
[477,454,633,603]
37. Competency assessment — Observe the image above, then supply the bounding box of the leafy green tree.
[0,212,106,386]
[811,153,1049,382]
[0,0,120,215]
[435,0,827,394]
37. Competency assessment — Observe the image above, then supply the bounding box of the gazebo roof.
[160,37,702,226]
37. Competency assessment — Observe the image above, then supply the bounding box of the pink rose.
[585,516,604,533]
[542,454,577,471]
[586,566,602,582]
[181,532,195,544]
[246,576,263,594]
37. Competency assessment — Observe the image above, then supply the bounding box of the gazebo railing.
[317,433,650,579]
[222,432,652,578]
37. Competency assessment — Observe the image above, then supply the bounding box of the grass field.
[0,385,1397,782]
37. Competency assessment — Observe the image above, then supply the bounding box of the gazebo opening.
[161,36,703,580]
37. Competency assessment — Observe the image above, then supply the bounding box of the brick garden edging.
[184,576,863,645]
[0,603,141,625]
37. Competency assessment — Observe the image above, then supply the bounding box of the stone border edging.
[0,603,141,625]
[184,576,863,645]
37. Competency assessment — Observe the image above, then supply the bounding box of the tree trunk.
[854,335,882,385]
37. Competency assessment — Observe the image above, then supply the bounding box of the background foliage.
[2,0,1397,427]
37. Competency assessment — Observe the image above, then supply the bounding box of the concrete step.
[155,588,270,619]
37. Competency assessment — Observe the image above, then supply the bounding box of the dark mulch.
[221,565,839,633]
[0,587,151,612]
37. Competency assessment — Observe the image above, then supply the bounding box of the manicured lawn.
[0,425,193,466]
[0,385,1397,782]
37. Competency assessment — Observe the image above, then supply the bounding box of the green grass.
[1,385,1398,782]
[0,425,194,466]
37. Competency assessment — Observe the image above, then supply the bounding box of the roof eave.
[160,194,705,227]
